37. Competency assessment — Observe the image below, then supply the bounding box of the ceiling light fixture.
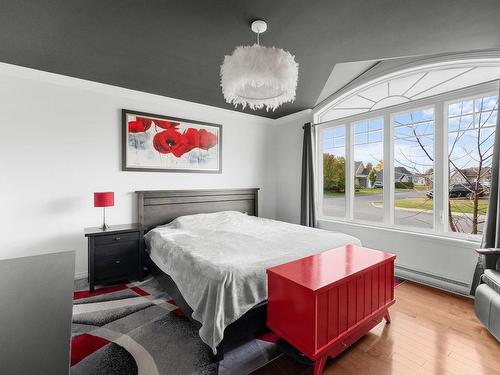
[220,20,299,111]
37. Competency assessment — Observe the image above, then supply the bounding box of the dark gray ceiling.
[1,0,500,119]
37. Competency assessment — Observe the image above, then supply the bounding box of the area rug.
[71,276,405,375]
[71,277,280,375]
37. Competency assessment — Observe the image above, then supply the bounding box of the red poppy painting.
[122,110,221,172]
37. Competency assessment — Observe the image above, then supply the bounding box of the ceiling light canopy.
[220,20,299,111]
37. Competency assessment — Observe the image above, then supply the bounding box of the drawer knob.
[115,237,121,241]
[115,260,121,264]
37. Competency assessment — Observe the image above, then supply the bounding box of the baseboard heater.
[395,264,472,297]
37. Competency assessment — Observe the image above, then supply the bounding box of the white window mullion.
[434,102,446,233]
[346,123,354,220]
[383,113,394,226]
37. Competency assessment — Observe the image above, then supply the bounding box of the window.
[446,94,498,235]
[316,78,498,240]
[321,125,346,218]
[353,118,383,223]
[317,60,500,122]
[393,108,434,229]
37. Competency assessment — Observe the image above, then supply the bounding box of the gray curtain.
[470,84,500,295]
[301,122,316,227]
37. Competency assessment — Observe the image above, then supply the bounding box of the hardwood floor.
[251,281,500,375]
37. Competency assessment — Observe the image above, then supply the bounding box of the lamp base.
[100,207,109,230]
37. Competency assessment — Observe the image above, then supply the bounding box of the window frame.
[315,80,499,241]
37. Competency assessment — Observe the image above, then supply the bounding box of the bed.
[136,188,361,360]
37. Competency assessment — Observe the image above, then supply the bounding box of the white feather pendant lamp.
[220,20,299,111]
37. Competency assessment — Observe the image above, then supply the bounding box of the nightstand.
[84,223,144,292]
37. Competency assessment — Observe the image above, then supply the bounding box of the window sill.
[317,217,482,245]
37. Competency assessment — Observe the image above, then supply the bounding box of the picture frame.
[122,109,222,173]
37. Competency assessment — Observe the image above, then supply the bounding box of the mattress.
[145,211,361,353]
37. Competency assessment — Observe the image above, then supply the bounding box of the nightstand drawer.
[95,251,138,280]
[94,241,138,259]
[94,231,139,246]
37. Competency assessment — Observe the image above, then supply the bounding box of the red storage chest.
[267,244,396,375]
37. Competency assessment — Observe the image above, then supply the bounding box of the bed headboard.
[136,188,259,231]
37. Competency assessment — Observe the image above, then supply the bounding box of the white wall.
[0,63,275,277]
[271,110,480,294]
[273,110,312,224]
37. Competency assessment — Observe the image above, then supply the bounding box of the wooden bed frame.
[135,188,267,361]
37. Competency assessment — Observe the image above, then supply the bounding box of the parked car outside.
[426,183,487,199]
[373,181,383,188]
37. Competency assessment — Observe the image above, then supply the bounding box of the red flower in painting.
[137,117,153,129]
[198,129,218,150]
[171,141,195,157]
[153,129,195,157]
[183,128,200,148]
[128,121,145,133]
[151,126,218,158]
[128,117,153,133]
[128,117,180,133]
[153,119,180,130]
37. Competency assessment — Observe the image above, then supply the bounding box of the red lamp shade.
[94,192,114,207]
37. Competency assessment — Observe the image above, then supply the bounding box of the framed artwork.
[122,109,222,173]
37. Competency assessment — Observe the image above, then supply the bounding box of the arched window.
[315,55,500,239]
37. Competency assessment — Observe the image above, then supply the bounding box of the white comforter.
[145,211,361,353]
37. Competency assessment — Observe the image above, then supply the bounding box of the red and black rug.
[71,277,280,375]
[71,276,405,375]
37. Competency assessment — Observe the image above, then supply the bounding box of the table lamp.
[94,192,114,230]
